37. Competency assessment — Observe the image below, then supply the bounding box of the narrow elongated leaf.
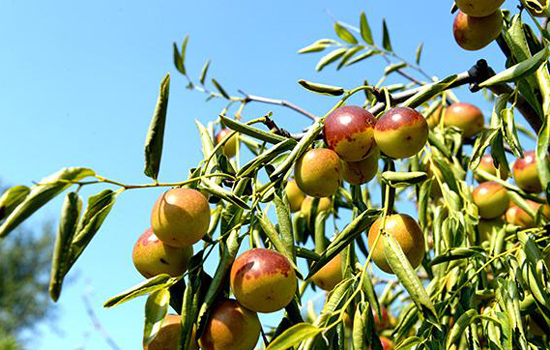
[0,185,30,221]
[238,139,297,177]
[180,35,189,65]
[345,50,377,67]
[334,23,358,44]
[479,48,549,87]
[143,289,171,347]
[360,12,374,45]
[173,43,185,75]
[431,247,485,266]
[144,74,170,180]
[384,62,407,76]
[49,192,82,301]
[536,119,549,192]
[104,274,174,308]
[0,167,94,239]
[381,171,427,187]
[337,46,364,69]
[298,39,337,54]
[274,193,295,261]
[501,108,523,157]
[403,75,457,109]
[382,19,392,51]
[267,323,322,350]
[446,309,479,349]
[316,48,346,71]
[298,79,344,96]
[211,79,230,99]
[199,178,250,210]
[415,43,423,64]
[199,60,211,85]
[220,115,287,144]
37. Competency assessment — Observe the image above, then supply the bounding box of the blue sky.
[0,1,527,349]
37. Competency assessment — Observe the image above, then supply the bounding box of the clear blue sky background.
[0,0,529,349]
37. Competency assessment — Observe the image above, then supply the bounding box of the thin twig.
[239,90,317,121]
[82,292,123,350]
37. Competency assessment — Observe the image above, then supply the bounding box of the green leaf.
[382,19,392,51]
[258,212,298,271]
[334,23,358,45]
[431,247,485,266]
[180,35,189,65]
[500,108,523,158]
[219,114,287,145]
[382,232,438,325]
[0,185,30,221]
[144,73,170,180]
[143,289,171,347]
[337,46,364,69]
[0,167,95,239]
[415,43,423,65]
[536,119,550,193]
[403,75,457,109]
[237,139,297,178]
[199,178,250,210]
[345,50,377,67]
[479,48,549,87]
[316,48,347,71]
[173,42,185,75]
[384,62,407,76]
[49,192,82,302]
[274,193,295,262]
[104,274,174,308]
[267,323,322,350]
[360,12,374,45]
[298,79,344,96]
[381,171,427,187]
[446,309,479,349]
[211,78,230,99]
[199,60,211,85]
[298,39,337,54]
[68,189,117,269]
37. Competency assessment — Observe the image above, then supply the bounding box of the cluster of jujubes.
[453,0,504,51]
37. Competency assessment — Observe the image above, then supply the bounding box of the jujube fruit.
[285,179,306,212]
[294,148,342,197]
[324,106,378,162]
[300,196,332,222]
[230,248,297,313]
[310,254,343,291]
[374,107,428,159]
[512,151,544,193]
[443,102,485,137]
[478,218,504,242]
[472,181,509,219]
[145,314,198,350]
[455,0,504,17]
[216,128,238,158]
[453,10,503,51]
[341,152,379,185]
[132,228,193,278]
[506,200,550,228]
[475,154,508,182]
[151,188,211,248]
[367,214,425,274]
[198,299,260,350]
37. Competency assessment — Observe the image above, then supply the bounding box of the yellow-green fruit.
[216,128,238,158]
[285,179,306,212]
[455,0,504,17]
[453,10,503,51]
[310,254,343,291]
[506,200,550,228]
[341,152,379,185]
[198,299,260,350]
[444,103,485,137]
[475,154,509,183]
[132,228,193,278]
[230,248,297,313]
[472,182,509,219]
[367,214,425,274]
[151,188,211,248]
[512,151,543,193]
[478,218,504,242]
[324,105,378,162]
[145,314,199,350]
[374,107,428,159]
[526,0,549,17]
[294,148,342,197]
[426,106,444,129]
[300,196,332,222]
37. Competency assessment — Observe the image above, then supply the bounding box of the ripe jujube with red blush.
[374,107,428,159]
[513,151,544,193]
[216,128,238,158]
[132,228,193,278]
[506,200,550,228]
[444,102,485,137]
[472,181,509,219]
[198,299,260,350]
[144,314,198,350]
[294,148,342,198]
[151,188,210,248]
[453,10,503,51]
[324,106,378,162]
[341,152,379,185]
[230,248,297,313]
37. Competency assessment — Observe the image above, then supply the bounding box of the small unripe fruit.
[151,188,211,248]
[144,314,198,350]
[132,228,193,278]
[374,107,428,159]
[198,299,260,350]
[324,106,378,162]
[475,154,508,182]
[310,254,343,291]
[444,103,485,137]
[472,182,509,219]
[506,200,550,228]
[478,218,504,242]
[367,214,425,274]
[455,0,504,17]
[300,196,332,222]
[341,152,379,185]
[453,10,503,51]
[285,179,306,213]
[216,129,238,158]
[230,248,297,313]
[512,151,543,193]
[294,148,342,197]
